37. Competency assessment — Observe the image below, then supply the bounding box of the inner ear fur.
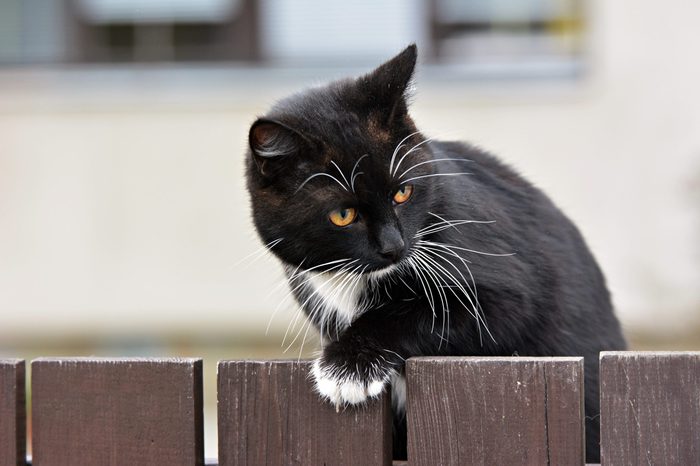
[357,44,417,122]
[249,119,307,177]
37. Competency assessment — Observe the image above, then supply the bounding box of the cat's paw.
[311,358,391,410]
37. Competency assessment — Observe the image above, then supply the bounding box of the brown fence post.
[600,351,700,465]
[0,359,25,466]
[407,356,584,466]
[31,358,203,466]
[217,360,392,466]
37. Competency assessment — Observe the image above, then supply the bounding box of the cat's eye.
[393,185,414,204]
[329,207,357,227]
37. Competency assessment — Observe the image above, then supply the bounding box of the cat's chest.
[302,270,367,330]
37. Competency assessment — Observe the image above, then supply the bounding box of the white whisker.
[265,257,307,335]
[277,260,354,312]
[389,130,422,174]
[397,158,473,180]
[411,250,450,346]
[231,237,283,268]
[414,246,494,344]
[416,240,497,344]
[295,172,349,194]
[407,255,436,319]
[423,240,515,257]
[280,260,355,346]
[351,172,364,192]
[350,154,369,192]
[392,138,434,177]
[282,260,357,348]
[287,263,362,353]
[417,218,495,237]
[401,172,472,184]
[330,161,351,190]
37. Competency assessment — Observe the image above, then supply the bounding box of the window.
[0,0,586,78]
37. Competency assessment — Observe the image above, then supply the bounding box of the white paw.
[311,359,389,410]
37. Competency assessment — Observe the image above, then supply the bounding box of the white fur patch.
[305,269,367,331]
[367,379,385,397]
[391,372,407,413]
[311,359,389,410]
[366,263,399,282]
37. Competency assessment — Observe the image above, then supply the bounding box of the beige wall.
[1,0,699,342]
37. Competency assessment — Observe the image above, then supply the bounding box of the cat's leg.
[310,307,430,409]
[311,337,398,408]
[311,357,391,409]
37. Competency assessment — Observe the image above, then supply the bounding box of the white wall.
[0,0,698,342]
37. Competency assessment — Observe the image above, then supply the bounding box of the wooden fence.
[0,352,698,466]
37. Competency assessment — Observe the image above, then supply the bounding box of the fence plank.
[407,357,584,466]
[0,359,25,466]
[31,358,203,466]
[218,360,392,466]
[600,351,700,465]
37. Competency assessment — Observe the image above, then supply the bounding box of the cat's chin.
[282,259,404,281]
[367,261,403,282]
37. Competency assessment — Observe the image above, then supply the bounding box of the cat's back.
[430,139,623,336]
[430,139,540,200]
[430,138,583,237]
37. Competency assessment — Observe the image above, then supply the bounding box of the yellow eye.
[393,184,413,204]
[329,207,357,227]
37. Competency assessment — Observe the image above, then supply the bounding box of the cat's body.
[245,45,626,462]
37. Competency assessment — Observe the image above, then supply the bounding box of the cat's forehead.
[305,140,428,201]
[272,84,394,146]
[261,80,425,186]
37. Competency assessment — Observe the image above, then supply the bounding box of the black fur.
[245,44,626,463]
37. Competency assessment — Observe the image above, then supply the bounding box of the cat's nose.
[378,227,405,262]
[380,245,404,262]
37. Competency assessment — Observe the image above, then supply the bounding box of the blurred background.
[1,0,699,458]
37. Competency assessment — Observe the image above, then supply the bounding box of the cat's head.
[246,45,437,275]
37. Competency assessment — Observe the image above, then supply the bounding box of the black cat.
[245,44,626,462]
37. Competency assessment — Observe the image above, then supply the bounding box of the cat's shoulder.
[431,139,532,190]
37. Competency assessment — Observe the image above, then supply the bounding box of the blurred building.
[1,0,584,75]
[1,0,699,347]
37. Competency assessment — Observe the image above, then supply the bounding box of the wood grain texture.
[600,351,700,465]
[0,359,25,466]
[31,358,203,466]
[407,357,584,466]
[218,360,392,466]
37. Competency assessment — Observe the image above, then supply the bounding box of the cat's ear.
[249,119,306,178]
[358,44,417,121]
